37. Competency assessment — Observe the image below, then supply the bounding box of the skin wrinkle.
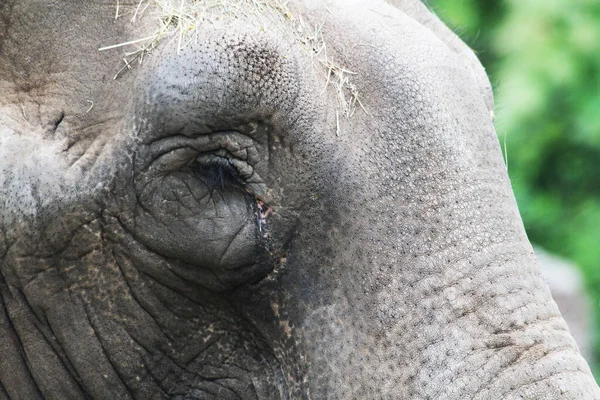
[79,280,170,399]
[65,127,112,172]
[0,380,9,400]
[495,370,591,399]
[46,302,108,398]
[48,293,129,398]
[114,248,233,369]
[112,215,236,294]
[4,285,87,398]
[79,298,138,400]
[0,283,44,399]
[34,305,78,372]
[444,330,551,397]
[112,250,165,336]
[219,223,250,267]
[124,332,176,388]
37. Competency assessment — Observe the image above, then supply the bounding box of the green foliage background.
[425,0,600,376]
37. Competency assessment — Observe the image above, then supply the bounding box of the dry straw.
[100,0,366,118]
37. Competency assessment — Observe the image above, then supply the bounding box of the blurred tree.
[426,0,600,377]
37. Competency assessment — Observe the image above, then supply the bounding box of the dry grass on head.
[100,0,366,119]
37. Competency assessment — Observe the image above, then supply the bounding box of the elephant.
[0,0,598,398]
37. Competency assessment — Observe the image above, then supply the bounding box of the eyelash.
[191,155,244,190]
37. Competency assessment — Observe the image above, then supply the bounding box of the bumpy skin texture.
[0,0,598,398]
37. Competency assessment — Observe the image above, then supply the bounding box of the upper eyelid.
[140,132,257,172]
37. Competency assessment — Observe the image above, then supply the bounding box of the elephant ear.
[385,0,495,117]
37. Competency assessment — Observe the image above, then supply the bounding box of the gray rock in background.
[536,247,594,364]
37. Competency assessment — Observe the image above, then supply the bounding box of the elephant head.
[1,0,598,398]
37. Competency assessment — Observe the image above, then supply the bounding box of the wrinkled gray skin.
[1,0,599,398]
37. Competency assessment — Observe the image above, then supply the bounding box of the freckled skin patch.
[0,0,599,399]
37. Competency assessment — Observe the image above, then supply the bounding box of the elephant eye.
[191,152,245,190]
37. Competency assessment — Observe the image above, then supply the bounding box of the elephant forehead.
[131,29,304,137]
[130,1,491,134]
[0,0,489,126]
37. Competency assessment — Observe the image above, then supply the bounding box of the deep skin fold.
[0,0,599,399]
